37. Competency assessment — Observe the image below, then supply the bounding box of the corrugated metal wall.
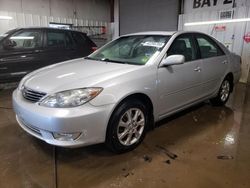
[0,10,108,36]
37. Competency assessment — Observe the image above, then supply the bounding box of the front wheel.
[105,99,149,153]
[210,78,232,106]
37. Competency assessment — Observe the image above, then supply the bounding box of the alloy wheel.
[220,80,230,102]
[117,108,145,146]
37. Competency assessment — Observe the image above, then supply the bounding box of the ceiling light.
[0,16,13,20]
[184,18,250,26]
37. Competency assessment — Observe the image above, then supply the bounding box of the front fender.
[89,66,158,116]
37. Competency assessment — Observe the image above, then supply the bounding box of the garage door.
[119,0,179,35]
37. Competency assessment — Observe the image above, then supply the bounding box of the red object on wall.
[243,33,250,43]
[214,25,226,31]
[101,26,106,34]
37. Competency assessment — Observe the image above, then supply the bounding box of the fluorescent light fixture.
[185,18,250,26]
[0,16,13,20]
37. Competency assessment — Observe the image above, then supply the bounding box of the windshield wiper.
[100,58,126,64]
[86,56,141,65]
[85,57,98,60]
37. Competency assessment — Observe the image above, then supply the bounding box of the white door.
[157,34,203,116]
[195,34,228,97]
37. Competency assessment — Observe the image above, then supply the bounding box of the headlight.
[18,78,26,90]
[40,88,103,108]
[18,82,24,90]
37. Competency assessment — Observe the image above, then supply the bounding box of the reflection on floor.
[0,83,250,188]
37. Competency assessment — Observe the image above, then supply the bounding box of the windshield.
[0,29,15,41]
[88,35,170,65]
[0,34,7,40]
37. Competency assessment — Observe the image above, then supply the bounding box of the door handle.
[194,67,201,72]
[222,60,228,64]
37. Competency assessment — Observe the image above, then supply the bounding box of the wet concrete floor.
[0,83,250,188]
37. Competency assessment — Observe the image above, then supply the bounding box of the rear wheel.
[105,99,148,153]
[210,78,232,106]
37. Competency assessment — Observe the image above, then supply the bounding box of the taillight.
[91,46,97,52]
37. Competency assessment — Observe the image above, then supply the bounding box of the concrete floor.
[0,84,250,188]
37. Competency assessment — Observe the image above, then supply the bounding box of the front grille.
[22,87,47,102]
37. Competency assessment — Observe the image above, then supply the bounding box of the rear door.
[0,29,43,83]
[42,29,76,66]
[194,34,228,97]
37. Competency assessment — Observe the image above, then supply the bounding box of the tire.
[105,99,149,153]
[210,77,232,106]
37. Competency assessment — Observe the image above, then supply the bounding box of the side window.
[6,30,42,49]
[196,35,225,58]
[168,35,197,62]
[65,32,74,48]
[47,31,73,49]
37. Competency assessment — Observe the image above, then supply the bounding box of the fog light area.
[53,132,82,141]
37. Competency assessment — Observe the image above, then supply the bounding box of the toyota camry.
[13,31,241,153]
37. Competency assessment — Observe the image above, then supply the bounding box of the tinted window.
[168,34,197,62]
[7,30,42,49]
[65,32,74,48]
[72,32,86,46]
[47,31,73,48]
[72,32,95,47]
[196,34,224,58]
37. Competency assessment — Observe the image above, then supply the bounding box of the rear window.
[72,32,96,47]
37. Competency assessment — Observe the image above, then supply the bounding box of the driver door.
[0,29,44,83]
[157,33,203,116]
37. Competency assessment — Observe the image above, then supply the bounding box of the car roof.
[121,31,212,37]
[122,31,177,36]
[15,27,84,33]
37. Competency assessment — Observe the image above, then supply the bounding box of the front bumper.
[12,89,115,148]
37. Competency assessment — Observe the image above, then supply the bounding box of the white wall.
[0,0,110,20]
[0,0,110,35]
[179,0,250,83]
[111,0,119,39]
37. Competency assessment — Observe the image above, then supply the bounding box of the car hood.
[23,58,141,93]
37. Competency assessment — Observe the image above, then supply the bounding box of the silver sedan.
[13,31,241,153]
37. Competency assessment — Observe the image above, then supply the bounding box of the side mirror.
[3,39,16,49]
[160,55,185,67]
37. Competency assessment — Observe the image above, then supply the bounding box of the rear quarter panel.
[227,52,241,83]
